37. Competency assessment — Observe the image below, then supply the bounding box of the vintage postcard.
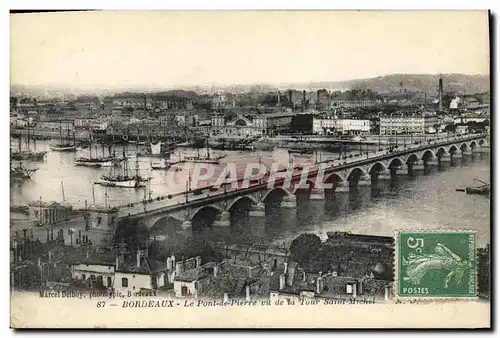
[9,10,491,328]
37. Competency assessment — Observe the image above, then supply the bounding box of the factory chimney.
[438,78,443,111]
[277,91,281,106]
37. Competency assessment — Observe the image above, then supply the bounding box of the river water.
[10,139,490,248]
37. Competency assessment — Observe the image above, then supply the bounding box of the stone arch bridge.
[106,134,487,240]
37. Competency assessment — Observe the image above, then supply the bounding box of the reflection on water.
[10,138,490,248]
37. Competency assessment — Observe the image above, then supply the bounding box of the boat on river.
[10,163,38,181]
[466,178,490,196]
[466,186,489,195]
[457,178,490,196]
[183,138,226,164]
[75,139,124,168]
[95,157,150,188]
[75,157,118,168]
[50,123,77,152]
[10,127,47,161]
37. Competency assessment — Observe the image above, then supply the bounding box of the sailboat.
[183,138,226,164]
[95,153,150,188]
[456,178,490,196]
[10,162,38,181]
[10,127,47,161]
[50,123,77,152]
[75,135,124,168]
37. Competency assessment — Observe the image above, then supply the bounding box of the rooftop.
[28,200,73,209]
[173,267,210,283]
[116,255,169,275]
[49,246,116,266]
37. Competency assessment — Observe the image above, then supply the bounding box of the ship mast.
[89,131,93,159]
[26,126,30,153]
[59,122,63,146]
[122,150,128,177]
[206,138,210,159]
[61,181,66,202]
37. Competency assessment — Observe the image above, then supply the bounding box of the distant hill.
[280,74,490,95]
[11,74,490,98]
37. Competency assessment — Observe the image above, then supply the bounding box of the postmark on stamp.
[396,230,477,298]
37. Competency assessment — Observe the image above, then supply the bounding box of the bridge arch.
[367,161,387,174]
[459,142,469,151]
[478,139,485,146]
[435,147,447,158]
[387,157,404,168]
[227,195,258,212]
[148,215,184,239]
[227,195,256,231]
[405,153,420,164]
[114,218,150,246]
[448,144,459,154]
[346,167,369,181]
[190,205,223,232]
[420,150,435,161]
[261,187,291,203]
[469,141,477,149]
[324,172,346,184]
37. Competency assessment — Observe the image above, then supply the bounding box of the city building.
[114,249,170,293]
[263,112,295,135]
[74,117,97,129]
[211,93,236,109]
[330,99,380,108]
[268,262,392,303]
[69,250,116,289]
[27,201,73,226]
[379,111,438,134]
[10,115,29,128]
[462,97,480,109]
[337,119,371,135]
[173,256,216,298]
[36,120,74,131]
[312,116,371,135]
[313,116,337,135]
[454,112,490,124]
[449,97,461,110]
[224,115,264,137]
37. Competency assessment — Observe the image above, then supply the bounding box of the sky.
[10,10,490,88]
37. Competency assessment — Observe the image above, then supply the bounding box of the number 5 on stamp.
[397,231,477,298]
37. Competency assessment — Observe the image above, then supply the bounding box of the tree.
[289,234,322,266]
